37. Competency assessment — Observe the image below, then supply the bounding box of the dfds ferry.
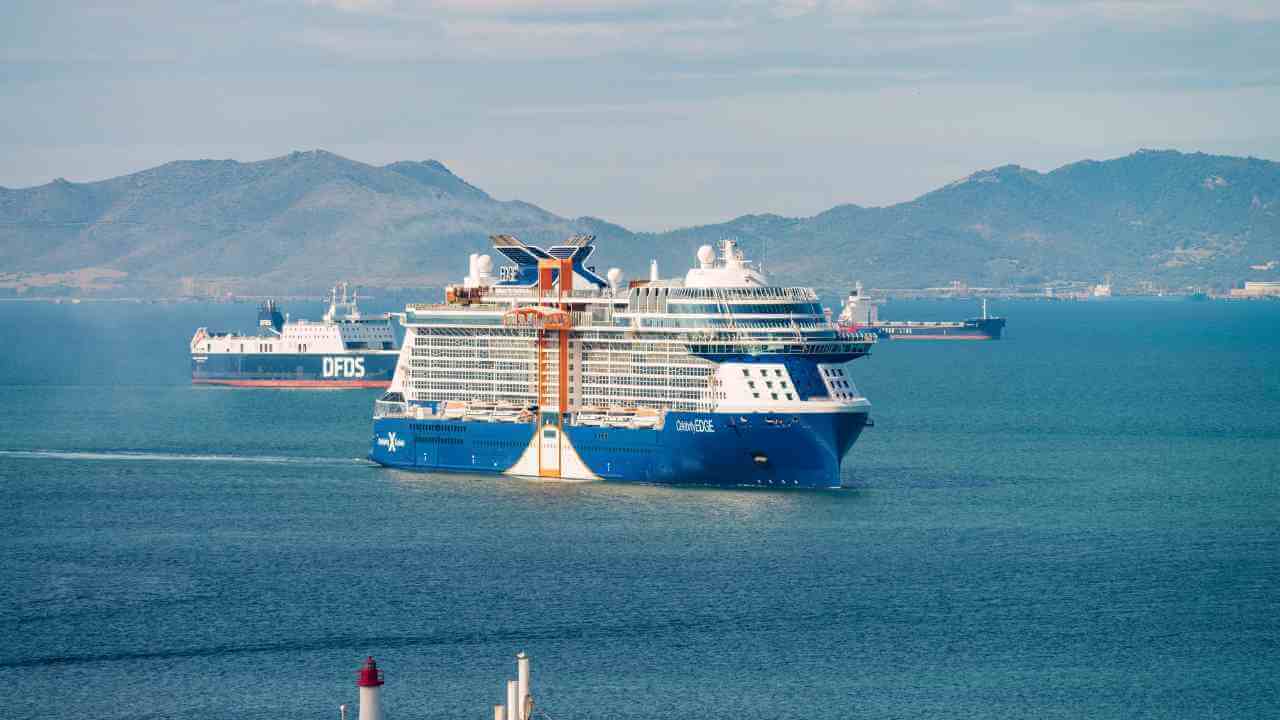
[190,283,399,388]
[368,236,876,488]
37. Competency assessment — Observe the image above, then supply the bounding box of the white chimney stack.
[516,652,531,720]
[506,679,518,720]
[649,259,659,281]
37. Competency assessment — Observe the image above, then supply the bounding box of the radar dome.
[697,245,715,267]
[476,254,493,273]
[607,267,623,288]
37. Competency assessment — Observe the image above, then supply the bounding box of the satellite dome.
[697,245,715,267]
[607,267,623,287]
[476,254,493,273]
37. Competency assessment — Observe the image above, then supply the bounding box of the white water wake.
[0,449,372,466]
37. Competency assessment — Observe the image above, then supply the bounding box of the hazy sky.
[4,1,1279,230]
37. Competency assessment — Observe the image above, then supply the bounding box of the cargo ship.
[368,236,876,488]
[835,284,1005,340]
[190,283,399,387]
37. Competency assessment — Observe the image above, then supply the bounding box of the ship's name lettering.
[377,432,405,452]
[676,419,715,433]
[323,357,366,378]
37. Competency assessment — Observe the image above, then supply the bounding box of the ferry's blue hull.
[369,410,869,488]
[192,352,399,387]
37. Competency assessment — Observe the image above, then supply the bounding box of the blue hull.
[369,410,869,488]
[192,352,399,387]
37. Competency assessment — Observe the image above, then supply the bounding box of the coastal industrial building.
[1229,281,1280,298]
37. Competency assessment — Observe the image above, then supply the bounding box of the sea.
[1,297,1277,719]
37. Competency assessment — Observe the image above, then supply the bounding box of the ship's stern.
[369,416,415,468]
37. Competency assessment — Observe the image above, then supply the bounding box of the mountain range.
[2,148,1278,296]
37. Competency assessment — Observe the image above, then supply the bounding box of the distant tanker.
[836,284,1006,340]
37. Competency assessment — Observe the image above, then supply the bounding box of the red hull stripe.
[193,379,390,388]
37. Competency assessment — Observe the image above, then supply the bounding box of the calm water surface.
[2,298,1278,719]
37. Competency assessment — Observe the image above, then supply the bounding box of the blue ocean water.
[1,298,1277,719]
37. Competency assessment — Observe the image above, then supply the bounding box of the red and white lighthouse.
[356,656,385,720]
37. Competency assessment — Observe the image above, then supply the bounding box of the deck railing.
[373,400,408,418]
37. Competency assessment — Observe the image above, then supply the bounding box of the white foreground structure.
[356,656,384,720]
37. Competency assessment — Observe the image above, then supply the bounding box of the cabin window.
[771,393,778,400]
[785,393,793,400]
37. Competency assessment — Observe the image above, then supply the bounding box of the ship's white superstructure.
[381,238,869,422]
[191,284,395,356]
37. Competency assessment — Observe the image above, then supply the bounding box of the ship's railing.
[886,321,965,327]
[681,331,874,355]
[406,302,507,313]
[373,400,409,418]
[837,330,879,343]
[681,326,854,343]
[487,286,606,299]
[667,286,817,301]
[683,342,871,356]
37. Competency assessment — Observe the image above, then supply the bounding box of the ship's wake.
[0,449,373,466]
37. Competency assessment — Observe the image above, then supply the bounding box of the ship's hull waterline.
[191,352,398,388]
[370,408,870,488]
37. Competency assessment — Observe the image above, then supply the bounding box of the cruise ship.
[190,284,399,387]
[368,236,875,487]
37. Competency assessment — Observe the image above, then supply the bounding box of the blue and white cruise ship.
[368,236,875,487]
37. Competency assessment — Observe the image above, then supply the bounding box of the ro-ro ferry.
[190,283,399,388]
[369,236,875,487]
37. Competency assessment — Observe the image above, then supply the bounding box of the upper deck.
[189,282,397,354]
[402,236,874,360]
